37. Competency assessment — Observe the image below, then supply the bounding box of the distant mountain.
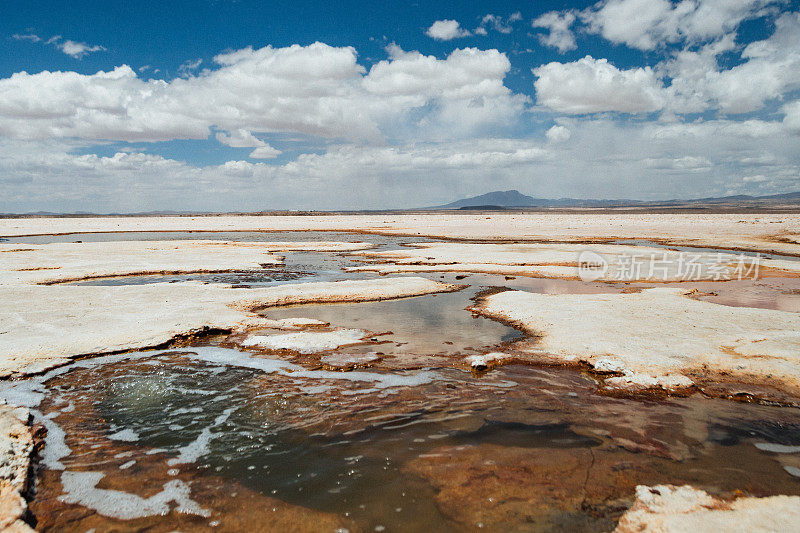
[430,190,643,209]
[428,190,800,210]
[435,190,542,209]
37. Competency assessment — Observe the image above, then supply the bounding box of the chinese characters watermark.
[578,250,761,282]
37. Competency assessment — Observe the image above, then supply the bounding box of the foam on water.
[168,407,237,465]
[109,428,140,442]
[184,346,440,390]
[35,409,71,470]
[755,442,800,453]
[58,471,210,519]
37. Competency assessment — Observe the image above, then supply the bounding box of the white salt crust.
[615,484,800,532]
[475,287,800,395]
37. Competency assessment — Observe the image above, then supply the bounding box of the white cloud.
[365,45,526,138]
[546,124,571,143]
[582,0,683,50]
[365,45,511,100]
[215,129,282,159]
[425,20,471,40]
[532,11,577,53]
[3,113,797,213]
[479,13,523,34]
[0,42,522,144]
[784,101,800,134]
[215,129,266,148]
[533,56,666,114]
[582,0,776,51]
[248,145,282,159]
[532,14,799,119]
[58,39,106,59]
[662,12,800,114]
[178,58,203,76]
[705,12,800,113]
[12,33,105,59]
[12,34,42,43]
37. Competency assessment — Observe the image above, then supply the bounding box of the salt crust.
[242,329,369,353]
[475,287,800,395]
[0,277,459,377]
[0,405,34,531]
[348,242,800,281]
[615,484,800,532]
[1,213,799,256]
[0,239,375,285]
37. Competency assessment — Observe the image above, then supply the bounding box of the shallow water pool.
[5,346,800,532]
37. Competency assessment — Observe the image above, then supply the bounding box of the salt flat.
[2,214,800,531]
[349,241,800,280]
[1,213,800,255]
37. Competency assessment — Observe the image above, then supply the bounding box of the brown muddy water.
[3,231,800,531]
[5,347,800,532]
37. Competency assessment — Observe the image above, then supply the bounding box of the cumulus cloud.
[215,129,282,159]
[365,45,526,138]
[425,20,471,40]
[784,101,800,134]
[365,45,511,100]
[3,114,798,212]
[533,56,666,114]
[582,0,776,50]
[532,13,799,119]
[546,125,571,143]
[662,12,800,114]
[532,11,577,53]
[0,42,522,144]
[248,145,282,159]
[215,129,266,148]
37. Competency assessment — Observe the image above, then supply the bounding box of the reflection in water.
[264,287,524,359]
[20,349,800,532]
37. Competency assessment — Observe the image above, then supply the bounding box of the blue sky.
[1,0,799,212]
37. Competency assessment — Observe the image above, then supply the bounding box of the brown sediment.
[18,349,800,531]
[756,266,800,278]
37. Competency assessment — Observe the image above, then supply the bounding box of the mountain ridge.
[429,190,800,209]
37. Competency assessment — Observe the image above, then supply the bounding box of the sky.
[1,0,799,212]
